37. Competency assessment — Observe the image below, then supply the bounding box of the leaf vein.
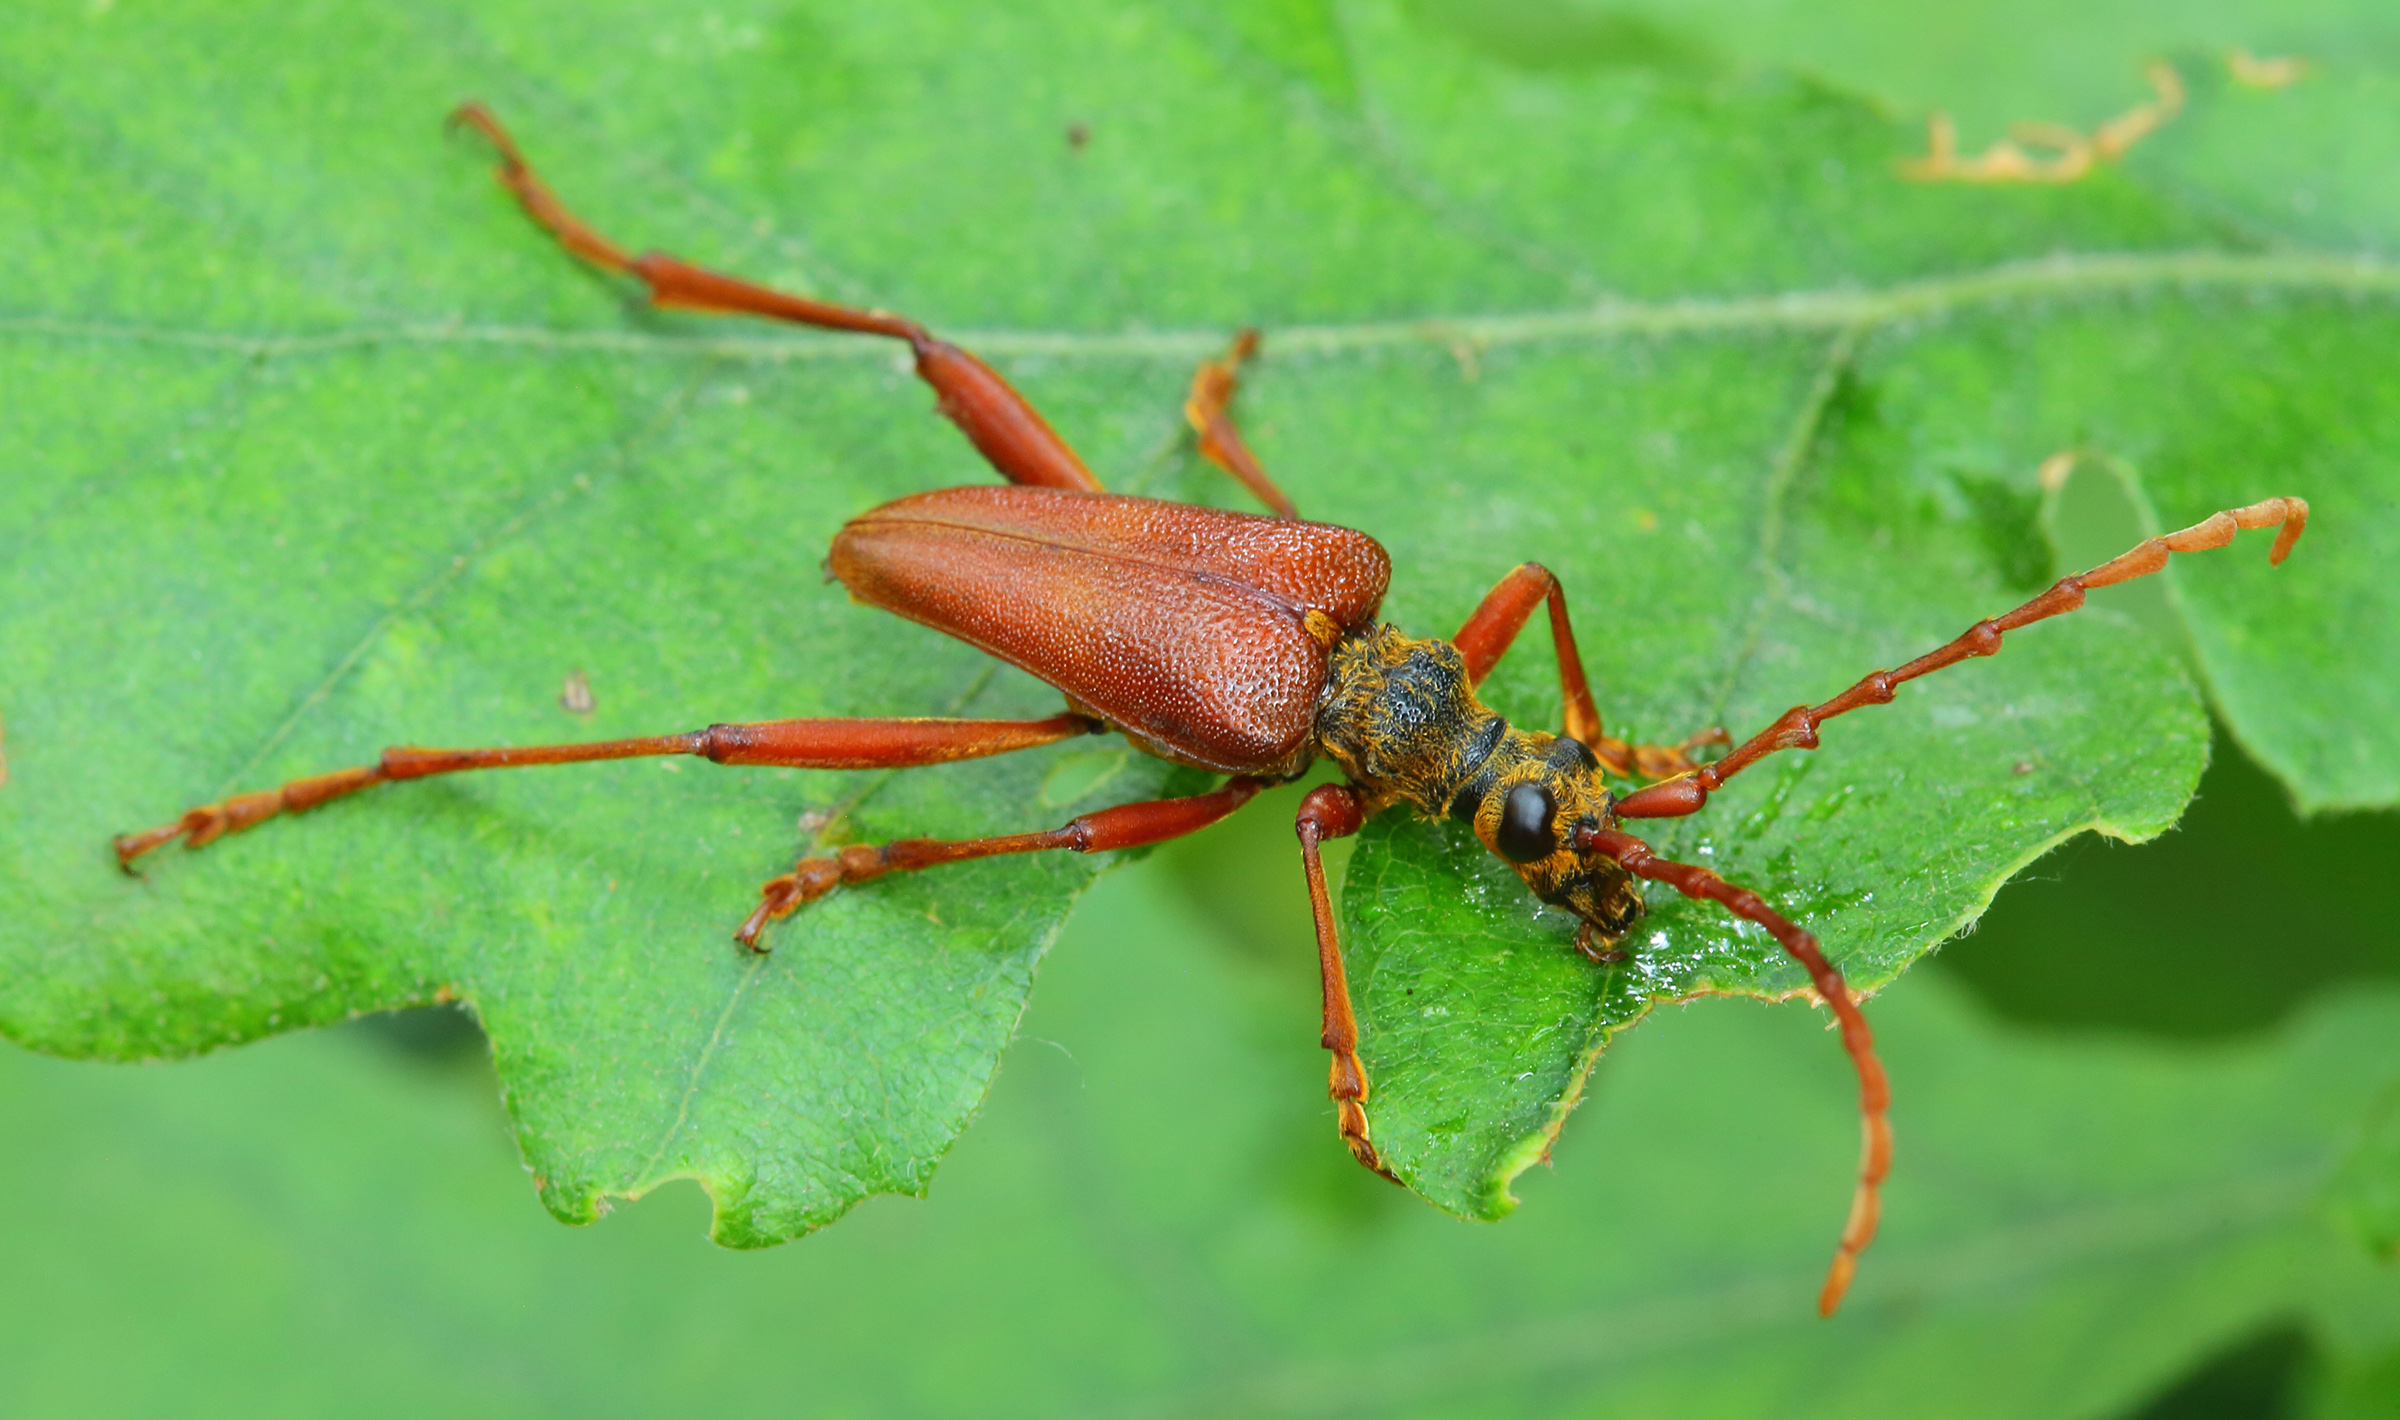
[6,249,2395,371]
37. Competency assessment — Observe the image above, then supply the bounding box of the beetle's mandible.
[114,105,2312,1317]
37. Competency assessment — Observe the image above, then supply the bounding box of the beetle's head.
[1460,735,1643,948]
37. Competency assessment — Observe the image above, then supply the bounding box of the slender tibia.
[1183,329,1300,519]
[1452,563,1727,778]
[1585,826,1890,1318]
[1294,782,1397,1181]
[448,102,1103,494]
[737,775,1264,948]
[1616,496,2309,819]
[1454,563,1601,742]
[114,713,1104,866]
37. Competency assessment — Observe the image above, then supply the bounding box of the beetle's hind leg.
[114,714,1104,866]
[738,777,1265,948]
[1183,329,1301,519]
[449,102,1103,495]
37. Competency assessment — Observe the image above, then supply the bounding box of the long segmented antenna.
[1616,496,2308,820]
[1583,826,1891,1317]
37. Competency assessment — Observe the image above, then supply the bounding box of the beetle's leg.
[1615,495,2310,820]
[1452,563,1729,780]
[1182,329,1299,519]
[737,776,1264,947]
[1453,564,1599,741]
[449,103,1103,494]
[114,713,1104,866]
[1294,782,1398,1182]
[1583,825,1889,1318]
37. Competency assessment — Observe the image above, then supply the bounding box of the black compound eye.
[1495,781,1558,863]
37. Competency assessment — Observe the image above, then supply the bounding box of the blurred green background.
[6,0,2400,1415]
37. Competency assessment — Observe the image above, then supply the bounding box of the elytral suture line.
[6,249,2397,367]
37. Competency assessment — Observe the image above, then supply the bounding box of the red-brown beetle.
[115,105,2311,1317]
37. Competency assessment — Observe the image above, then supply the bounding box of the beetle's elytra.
[830,485,1389,776]
[113,104,2311,1317]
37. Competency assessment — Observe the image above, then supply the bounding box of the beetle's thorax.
[1314,625,1643,942]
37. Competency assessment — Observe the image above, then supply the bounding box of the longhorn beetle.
[115,105,2311,1316]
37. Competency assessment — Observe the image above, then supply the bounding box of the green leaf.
[3,862,2398,1416]
[2330,1085,2400,1261]
[3,0,2394,1239]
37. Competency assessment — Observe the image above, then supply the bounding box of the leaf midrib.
[5,247,2396,369]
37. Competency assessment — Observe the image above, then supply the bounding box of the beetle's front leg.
[1451,563,1727,779]
[1294,782,1398,1182]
